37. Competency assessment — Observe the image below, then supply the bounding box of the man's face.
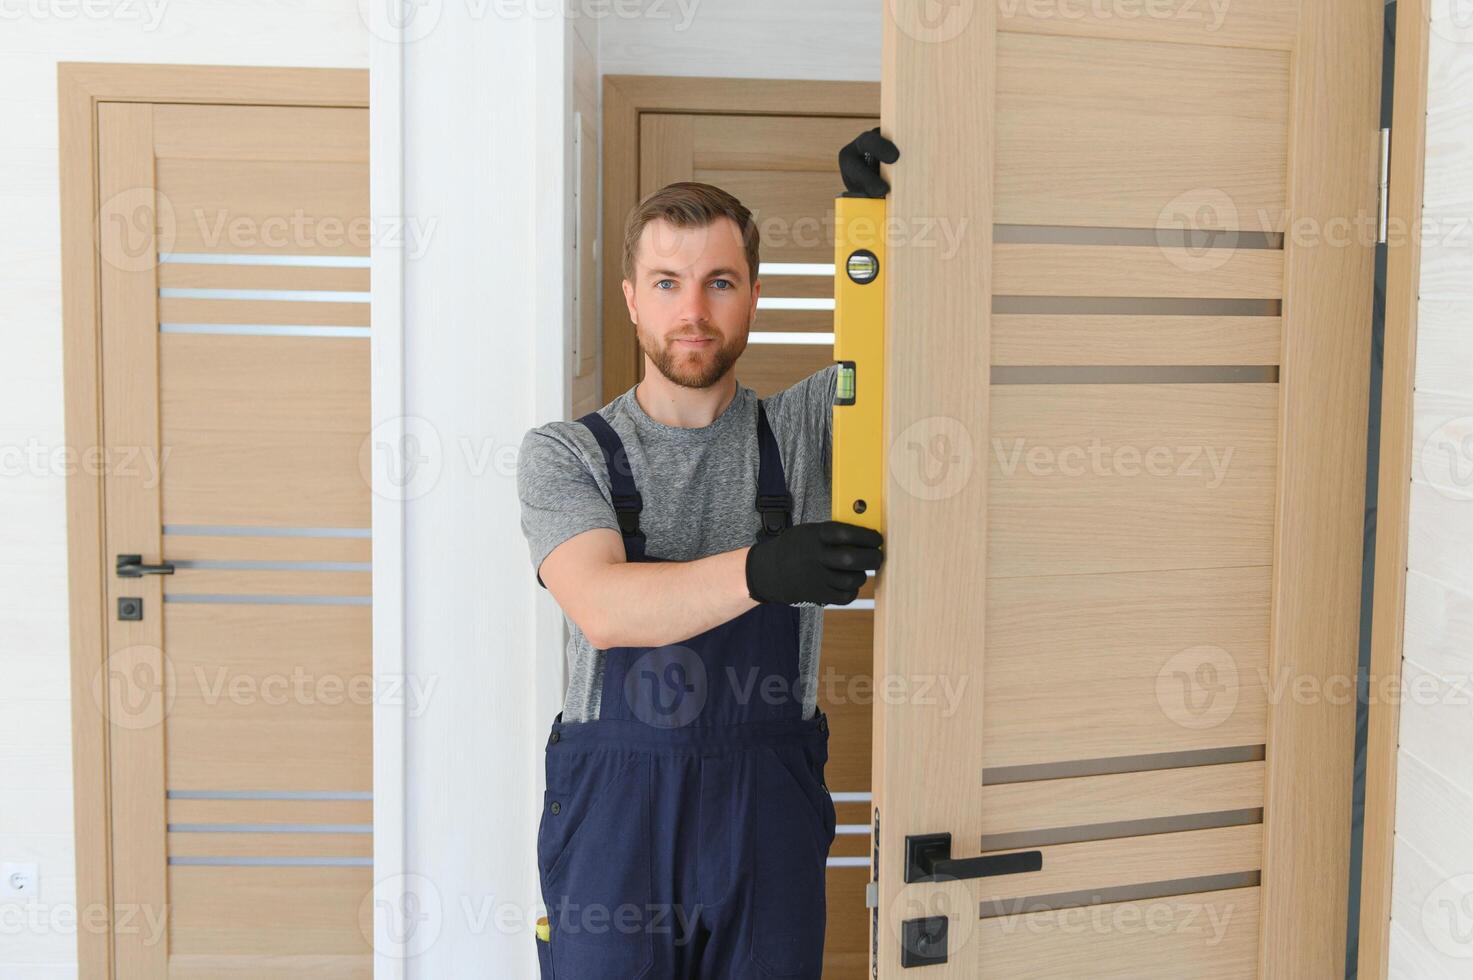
[622,216,760,389]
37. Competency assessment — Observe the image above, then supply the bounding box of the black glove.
[839,127,900,199]
[745,521,885,606]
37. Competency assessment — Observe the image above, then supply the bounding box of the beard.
[638,322,749,389]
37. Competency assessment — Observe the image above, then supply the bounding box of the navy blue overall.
[535,399,837,979]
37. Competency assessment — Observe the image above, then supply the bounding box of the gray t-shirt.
[516,364,839,722]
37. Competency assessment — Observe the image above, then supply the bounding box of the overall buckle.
[756,492,792,535]
[612,491,643,536]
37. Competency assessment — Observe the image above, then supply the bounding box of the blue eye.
[655,279,675,289]
[711,279,733,290]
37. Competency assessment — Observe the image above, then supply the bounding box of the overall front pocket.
[748,745,828,977]
[539,752,654,980]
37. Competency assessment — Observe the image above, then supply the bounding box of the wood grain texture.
[159,334,370,527]
[155,159,369,255]
[996,31,1289,230]
[877,0,995,974]
[988,384,1278,578]
[168,867,373,956]
[167,832,372,859]
[152,104,368,161]
[980,761,1265,836]
[992,315,1282,366]
[166,798,373,824]
[993,243,1285,299]
[165,604,372,792]
[1359,1,1433,974]
[97,99,170,979]
[1259,0,1384,973]
[976,887,1261,979]
[974,823,1262,907]
[996,0,1300,51]
[61,66,372,980]
[58,60,113,980]
[985,567,1271,767]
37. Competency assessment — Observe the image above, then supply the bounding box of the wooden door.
[76,91,373,977]
[874,1,1382,977]
[635,103,880,977]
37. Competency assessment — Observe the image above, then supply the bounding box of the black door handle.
[904,832,1042,883]
[116,554,175,578]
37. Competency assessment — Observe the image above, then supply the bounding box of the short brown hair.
[622,181,760,286]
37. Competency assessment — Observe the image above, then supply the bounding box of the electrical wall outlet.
[2,862,38,899]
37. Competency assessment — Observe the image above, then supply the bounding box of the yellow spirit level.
[831,196,886,534]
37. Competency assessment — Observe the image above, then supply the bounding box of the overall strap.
[575,411,646,556]
[755,400,793,538]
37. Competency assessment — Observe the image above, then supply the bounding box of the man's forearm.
[588,548,759,649]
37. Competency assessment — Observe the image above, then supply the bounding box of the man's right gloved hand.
[745,521,885,606]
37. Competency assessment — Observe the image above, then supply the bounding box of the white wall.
[0,6,365,978]
[1386,7,1473,977]
[599,0,879,80]
[372,1,584,974]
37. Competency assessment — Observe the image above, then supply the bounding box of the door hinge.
[1379,126,1390,244]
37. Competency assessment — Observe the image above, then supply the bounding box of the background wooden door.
[875,1,1382,977]
[91,96,373,978]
